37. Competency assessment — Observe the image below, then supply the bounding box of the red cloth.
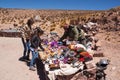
[79,51,92,62]
[79,57,85,62]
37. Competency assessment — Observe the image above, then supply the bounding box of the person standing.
[19,18,35,61]
[29,27,45,71]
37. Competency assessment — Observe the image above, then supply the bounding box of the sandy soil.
[94,31,120,80]
[0,37,39,80]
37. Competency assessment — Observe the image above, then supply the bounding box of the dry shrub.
[50,27,55,31]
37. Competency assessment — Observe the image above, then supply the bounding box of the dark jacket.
[30,34,44,51]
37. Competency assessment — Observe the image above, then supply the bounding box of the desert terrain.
[0,7,120,80]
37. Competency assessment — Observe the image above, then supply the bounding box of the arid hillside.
[0,8,102,32]
[0,7,120,33]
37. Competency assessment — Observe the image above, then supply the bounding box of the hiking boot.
[29,66,36,71]
[25,56,30,61]
[19,56,27,61]
[20,56,30,61]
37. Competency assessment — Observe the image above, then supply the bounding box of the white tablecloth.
[45,62,84,80]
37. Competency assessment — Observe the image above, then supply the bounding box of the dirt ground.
[94,31,120,80]
[0,30,120,80]
[0,37,39,80]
